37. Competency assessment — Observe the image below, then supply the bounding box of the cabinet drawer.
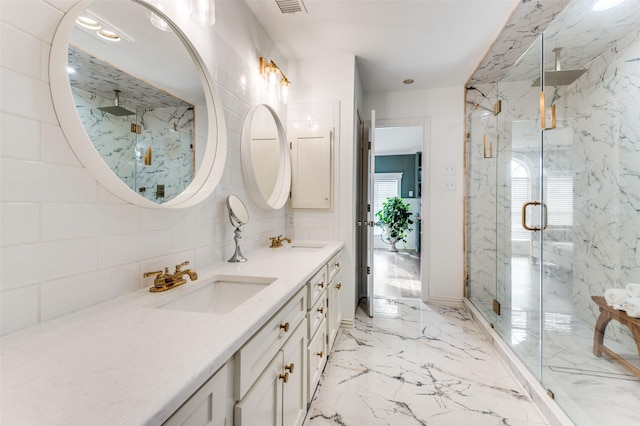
[327,251,342,284]
[307,291,326,339]
[307,318,327,403]
[235,287,306,400]
[307,266,327,309]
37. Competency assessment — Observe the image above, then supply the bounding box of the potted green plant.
[375,196,414,252]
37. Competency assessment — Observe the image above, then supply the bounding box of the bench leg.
[593,309,613,357]
[631,324,640,358]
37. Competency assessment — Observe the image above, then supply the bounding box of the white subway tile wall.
[0,0,289,335]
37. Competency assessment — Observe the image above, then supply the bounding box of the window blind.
[546,175,573,226]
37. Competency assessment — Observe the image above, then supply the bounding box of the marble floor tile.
[373,249,421,299]
[304,298,549,426]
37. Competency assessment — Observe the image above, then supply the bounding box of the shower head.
[98,90,135,116]
[532,48,587,87]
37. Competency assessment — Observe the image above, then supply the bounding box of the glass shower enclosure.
[466,1,640,424]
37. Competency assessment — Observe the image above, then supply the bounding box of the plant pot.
[389,237,398,252]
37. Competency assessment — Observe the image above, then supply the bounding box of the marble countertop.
[1,240,343,426]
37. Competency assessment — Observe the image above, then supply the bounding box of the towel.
[604,288,630,306]
[619,297,640,318]
[626,283,640,298]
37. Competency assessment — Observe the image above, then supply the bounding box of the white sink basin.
[290,243,326,250]
[159,275,277,314]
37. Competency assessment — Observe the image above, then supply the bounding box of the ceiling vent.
[275,0,307,14]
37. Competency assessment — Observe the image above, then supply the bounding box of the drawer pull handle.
[316,351,324,358]
[280,322,290,332]
[279,372,289,383]
[285,363,295,373]
[336,283,342,290]
[318,282,324,289]
[335,262,340,268]
[317,307,324,314]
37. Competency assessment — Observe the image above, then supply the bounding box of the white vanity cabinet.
[163,363,230,426]
[305,249,343,403]
[234,321,307,426]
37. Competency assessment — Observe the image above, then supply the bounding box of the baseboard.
[463,298,575,426]
[424,296,464,306]
[339,318,354,328]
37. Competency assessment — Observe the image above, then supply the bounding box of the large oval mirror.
[240,105,290,209]
[50,0,226,208]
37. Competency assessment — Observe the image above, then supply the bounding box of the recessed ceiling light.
[593,0,625,11]
[97,29,121,42]
[76,15,101,30]
[403,79,414,85]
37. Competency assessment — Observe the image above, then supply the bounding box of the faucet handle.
[143,270,163,278]
[174,261,189,272]
[143,270,165,290]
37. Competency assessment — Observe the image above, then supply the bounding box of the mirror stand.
[229,226,247,263]
[226,195,249,263]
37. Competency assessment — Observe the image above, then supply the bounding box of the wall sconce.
[149,2,172,32]
[191,0,215,26]
[259,57,291,103]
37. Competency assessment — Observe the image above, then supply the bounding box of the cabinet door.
[282,322,308,426]
[235,353,283,426]
[164,364,228,426]
[327,270,343,351]
[307,318,327,404]
[290,129,333,209]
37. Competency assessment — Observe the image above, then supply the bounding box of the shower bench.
[591,295,640,378]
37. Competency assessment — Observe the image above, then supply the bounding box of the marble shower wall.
[72,87,195,203]
[565,27,640,341]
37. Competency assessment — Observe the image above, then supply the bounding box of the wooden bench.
[591,295,640,378]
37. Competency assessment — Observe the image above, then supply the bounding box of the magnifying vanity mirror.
[50,0,227,208]
[240,104,290,209]
[226,195,249,263]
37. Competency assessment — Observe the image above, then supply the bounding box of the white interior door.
[366,110,376,317]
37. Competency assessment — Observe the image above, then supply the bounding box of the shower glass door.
[495,36,544,379]
[466,85,499,326]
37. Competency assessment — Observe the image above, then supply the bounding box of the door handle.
[522,201,548,231]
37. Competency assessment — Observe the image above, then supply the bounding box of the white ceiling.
[244,0,519,94]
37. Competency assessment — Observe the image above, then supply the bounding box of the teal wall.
[375,154,417,198]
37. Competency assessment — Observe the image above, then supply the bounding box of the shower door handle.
[522,201,548,231]
[540,92,557,130]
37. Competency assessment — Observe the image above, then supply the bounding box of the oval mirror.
[50,0,226,208]
[226,195,249,226]
[240,105,290,209]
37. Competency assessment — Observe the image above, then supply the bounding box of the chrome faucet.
[269,235,292,248]
[143,261,198,292]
